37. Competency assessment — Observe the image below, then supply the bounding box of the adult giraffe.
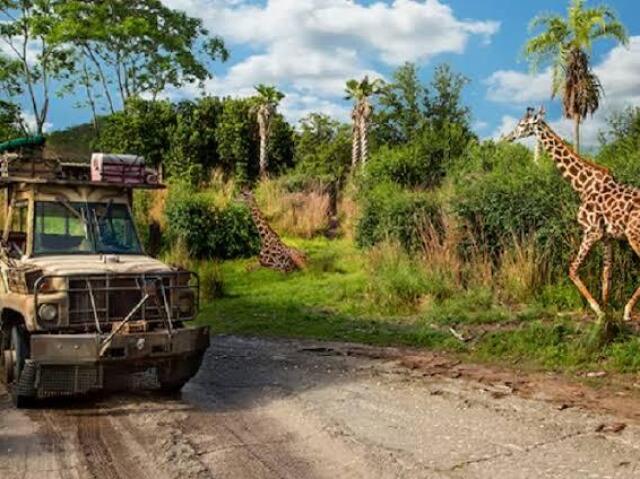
[503,106,640,322]
[238,190,306,273]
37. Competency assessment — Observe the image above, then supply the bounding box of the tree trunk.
[259,132,268,179]
[574,116,581,154]
[359,117,369,166]
[351,120,360,169]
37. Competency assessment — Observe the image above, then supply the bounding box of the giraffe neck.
[534,121,611,194]
[247,201,279,244]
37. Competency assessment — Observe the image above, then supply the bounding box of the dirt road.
[1,335,639,479]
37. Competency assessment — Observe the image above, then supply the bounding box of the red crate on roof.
[91,153,157,185]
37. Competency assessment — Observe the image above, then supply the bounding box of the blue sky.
[36,1,640,148]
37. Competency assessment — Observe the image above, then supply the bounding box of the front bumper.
[16,326,210,398]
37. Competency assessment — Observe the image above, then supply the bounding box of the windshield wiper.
[54,196,87,225]
[54,197,91,240]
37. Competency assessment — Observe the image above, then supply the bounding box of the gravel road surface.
[1,335,639,478]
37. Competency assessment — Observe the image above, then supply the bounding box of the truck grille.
[35,272,198,331]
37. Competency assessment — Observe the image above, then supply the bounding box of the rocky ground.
[1,335,640,479]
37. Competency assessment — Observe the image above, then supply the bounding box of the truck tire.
[8,325,33,408]
[0,327,10,383]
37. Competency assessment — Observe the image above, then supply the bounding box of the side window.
[7,201,28,256]
[10,201,27,234]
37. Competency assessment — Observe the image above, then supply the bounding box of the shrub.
[451,157,578,272]
[162,238,194,270]
[366,124,469,189]
[198,261,225,301]
[165,186,259,260]
[364,241,430,313]
[356,182,442,252]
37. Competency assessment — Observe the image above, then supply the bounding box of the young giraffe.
[503,106,640,322]
[238,190,306,273]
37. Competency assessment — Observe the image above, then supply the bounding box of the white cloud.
[484,36,640,150]
[20,111,52,134]
[166,0,499,125]
[489,115,518,140]
[280,92,352,125]
[485,68,552,104]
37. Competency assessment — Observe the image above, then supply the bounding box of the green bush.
[165,186,259,259]
[367,123,471,189]
[356,182,442,252]
[452,156,578,268]
[198,261,225,301]
[364,241,430,313]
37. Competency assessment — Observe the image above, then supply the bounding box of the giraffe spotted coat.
[504,107,640,321]
[239,191,306,273]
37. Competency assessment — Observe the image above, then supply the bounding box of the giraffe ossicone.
[504,106,640,322]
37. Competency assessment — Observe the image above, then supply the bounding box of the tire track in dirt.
[36,410,85,479]
[37,404,161,479]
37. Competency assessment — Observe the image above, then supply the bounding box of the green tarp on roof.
[0,136,45,154]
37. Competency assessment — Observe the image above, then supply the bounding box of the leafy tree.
[251,84,285,178]
[266,113,295,176]
[0,54,23,97]
[293,113,351,184]
[425,65,472,135]
[367,63,474,189]
[374,63,426,145]
[52,0,228,112]
[0,0,74,135]
[95,97,176,169]
[424,64,475,164]
[345,76,384,168]
[0,100,25,141]
[597,107,640,186]
[166,97,224,183]
[524,0,628,153]
[216,98,258,183]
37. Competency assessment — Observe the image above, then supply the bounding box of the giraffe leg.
[569,229,604,318]
[623,225,640,321]
[601,238,613,306]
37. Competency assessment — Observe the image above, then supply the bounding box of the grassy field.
[197,238,640,376]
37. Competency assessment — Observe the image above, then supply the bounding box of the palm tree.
[524,0,627,153]
[345,76,384,168]
[252,84,285,178]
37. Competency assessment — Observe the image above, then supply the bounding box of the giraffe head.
[236,189,256,205]
[501,106,546,142]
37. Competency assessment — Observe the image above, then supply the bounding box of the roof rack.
[0,176,165,189]
[0,137,163,189]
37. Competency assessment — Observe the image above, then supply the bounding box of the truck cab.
[0,139,209,406]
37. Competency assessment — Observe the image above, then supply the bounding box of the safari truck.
[0,137,209,407]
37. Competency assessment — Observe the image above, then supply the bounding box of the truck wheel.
[0,328,10,384]
[8,326,33,408]
[4,325,28,385]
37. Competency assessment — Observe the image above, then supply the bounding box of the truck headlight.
[38,303,58,322]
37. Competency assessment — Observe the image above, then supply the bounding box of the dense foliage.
[164,186,259,260]
[0,101,23,142]
[96,96,295,184]
[356,182,441,252]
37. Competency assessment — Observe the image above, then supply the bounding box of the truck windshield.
[33,201,142,255]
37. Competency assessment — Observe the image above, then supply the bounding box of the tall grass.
[364,212,560,319]
[364,240,430,314]
[254,179,330,238]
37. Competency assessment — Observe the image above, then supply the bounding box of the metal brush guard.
[33,271,199,356]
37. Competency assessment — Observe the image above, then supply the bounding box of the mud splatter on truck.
[0,137,209,407]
